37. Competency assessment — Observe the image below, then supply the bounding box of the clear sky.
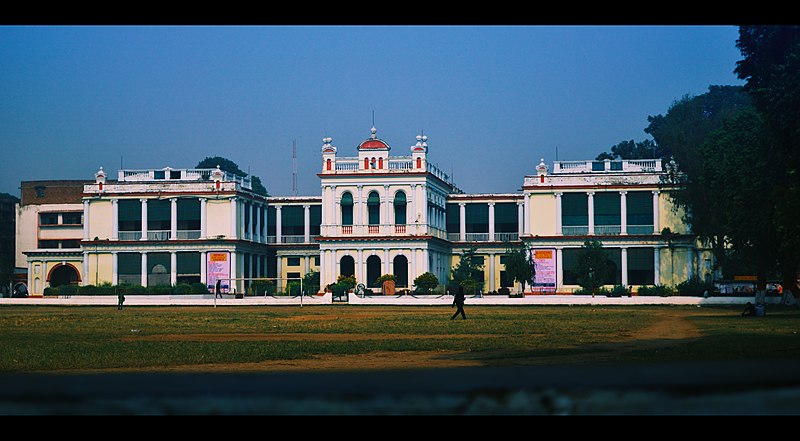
[0,25,745,197]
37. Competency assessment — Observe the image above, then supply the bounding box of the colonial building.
[15,126,711,297]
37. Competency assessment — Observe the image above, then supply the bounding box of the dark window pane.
[562,193,588,226]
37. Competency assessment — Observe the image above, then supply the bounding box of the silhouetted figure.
[117,293,125,311]
[215,279,222,299]
[742,302,755,317]
[451,286,466,320]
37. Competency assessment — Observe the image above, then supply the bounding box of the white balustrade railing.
[627,225,655,235]
[554,159,662,173]
[147,230,171,241]
[175,230,201,239]
[562,226,589,236]
[594,225,621,235]
[118,231,140,241]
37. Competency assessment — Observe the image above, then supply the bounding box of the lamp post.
[94,236,99,286]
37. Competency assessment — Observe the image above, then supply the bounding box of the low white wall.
[0,292,333,306]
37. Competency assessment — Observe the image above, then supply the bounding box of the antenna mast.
[292,139,298,196]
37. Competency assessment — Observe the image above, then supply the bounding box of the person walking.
[117,292,125,311]
[451,285,467,320]
[215,279,222,299]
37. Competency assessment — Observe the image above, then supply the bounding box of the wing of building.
[15,127,712,297]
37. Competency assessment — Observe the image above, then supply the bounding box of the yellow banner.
[209,253,228,262]
[534,250,553,259]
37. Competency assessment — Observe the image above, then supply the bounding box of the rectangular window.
[313,256,320,266]
[286,257,301,267]
[494,202,518,233]
[118,253,142,286]
[61,212,82,225]
[154,170,165,180]
[61,239,81,248]
[465,204,489,233]
[281,206,305,236]
[627,191,653,227]
[177,198,201,231]
[37,239,60,248]
[446,203,460,234]
[147,199,171,231]
[594,192,620,226]
[147,252,171,286]
[562,193,588,227]
[562,247,621,286]
[176,252,200,284]
[170,170,181,180]
[40,213,58,225]
[628,248,655,286]
[286,272,301,280]
[267,206,277,236]
[309,205,322,236]
[118,199,142,232]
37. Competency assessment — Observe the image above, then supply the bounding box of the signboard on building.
[207,252,230,293]
[531,248,557,294]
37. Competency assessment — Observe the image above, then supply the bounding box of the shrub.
[172,283,193,295]
[608,285,629,297]
[190,282,210,294]
[250,279,274,296]
[676,277,714,297]
[59,284,78,296]
[302,271,320,295]
[336,275,357,292]
[375,274,395,286]
[638,285,674,297]
[122,284,147,294]
[78,285,101,295]
[498,286,511,296]
[43,287,58,296]
[413,272,439,294]
[147,284,172,295]
[286,281,301,296]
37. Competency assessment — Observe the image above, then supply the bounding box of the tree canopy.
[450,247,484,295]
[196,156,269,196]
[503,243,535,293]
[574,239,610,295]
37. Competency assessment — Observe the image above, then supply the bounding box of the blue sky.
[0,25,744,197]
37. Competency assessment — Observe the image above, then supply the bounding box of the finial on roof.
[370,126,377,139]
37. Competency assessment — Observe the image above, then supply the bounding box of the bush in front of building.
[676,277,714,297]
[286,281,301,296]
[249,279,274,296]
[637,285,674,296]
[413,272,439,294]
[302,271,320,295]
[608,285,630,297]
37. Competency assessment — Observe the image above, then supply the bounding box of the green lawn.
[1,304,798,372]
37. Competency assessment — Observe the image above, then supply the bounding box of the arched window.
[367,191,380,226]
[378,157,383,169]
[393,255,408,288]
[48,264,80,287]
[364,158,369,169]
[326,158,331,171]
[416,157,422,169]
[367,255,382,288]
[340,255,355,278]
[394,191,407,225]
[341,192,353,226]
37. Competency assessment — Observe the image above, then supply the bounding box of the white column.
[410,248,417,284]
[275,254,282,292]
[304,255,310,275]
[488,202,495,242]
[231,252,239,293]
[241,201,247,239]
[621,247,628,287]
[82,252,89,286]
[140,199,148,240]
[229,197,238,239]
[83,200,90,240]
[254,203,261,243]
[555,193,563,235]
[356,185,363,230]
[111,199,118,240]
[275,205,282,244]
[517,201,524,238]
[489,252,495,292]
[556,248,563,292]
[652,191,661,234]
[321,186,328,235]
[422,248,429,275]
[459,203,466,241]
[141,252,147,287]
[587,192,595,235]
[382,185,390,235]
[200,251,207,285]
[170,252,177,285]
[524,194,531,236]
[384,248,390,275]
[620,191,628,235]
[357,249,364,285]
[654,247,661,285]
[170,198,177,240]
[304,204,311,243]
[249,253,254,285]
[111,252,118,286]
[410,185,417,234]
[199,198,207,239]
[687,247,694,281]
[263,204,269,242]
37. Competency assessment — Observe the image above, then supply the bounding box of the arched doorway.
[366,255,381,288]
[393,255,408,287]
[340,255,355,278]
[48,264,80,287]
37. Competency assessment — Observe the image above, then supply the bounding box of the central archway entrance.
[48,264,80,287]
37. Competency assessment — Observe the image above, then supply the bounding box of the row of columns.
[457,202,526,241]
[323,184,427,234]
[320,247,432,288]
[81,250,211,287]
[554,246,664,288]
[554,190,660,235]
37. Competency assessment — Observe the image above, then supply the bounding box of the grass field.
[1,304,799,373]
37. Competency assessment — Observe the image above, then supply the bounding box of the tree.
[574,239,610,296]
[450,247,484,295]
[413,272,439,294]
[735,25,800,295]
[595,139,660,161]
[196,156,269,196]
[302,270,320,295]
[503,243,535,294]
[645,86,754,279]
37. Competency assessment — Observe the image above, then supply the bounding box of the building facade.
[15,127,712,297]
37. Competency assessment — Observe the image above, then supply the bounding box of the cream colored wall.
[39,226,83,240]
[88,200,112,239]
[15,205,38,268]
[659,193,689,234]
[86,253,114,286]
[206,199,231,238]
[530,193,557,236]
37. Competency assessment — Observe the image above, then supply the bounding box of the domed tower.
[357,127,390,170]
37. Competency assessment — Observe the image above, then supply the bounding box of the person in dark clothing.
[742,302,756,316]
[215,279,222,299]
[117,293,125,311]
[451,286,467,320]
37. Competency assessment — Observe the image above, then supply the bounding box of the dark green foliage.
[450,247,484,295]
[595,139,660,161]
[574,239,610,295]
[609,285,629,297]
[190,282,210,294]
[286,281,301,296]
[302,271,320,295]
[637,285,674,297]
[249,279,274,296]
[413,272,439,294]
[503,242,535,293]
[196,156,269,196]
[676,277,715,297]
